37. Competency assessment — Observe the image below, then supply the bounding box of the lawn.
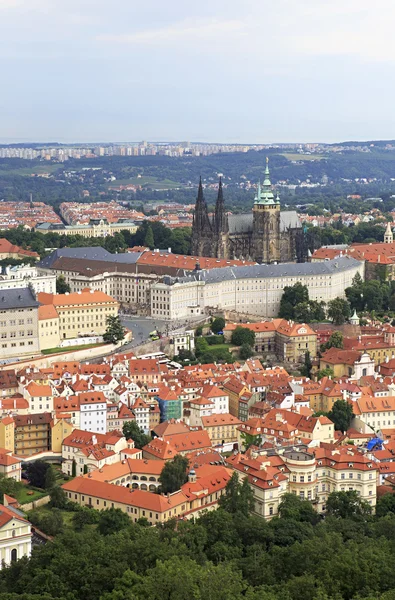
[281,153,327,161]
[0,164,61,177]
[17,486,48,505]
[41,342,105,355]
[28,505,75,529]
[108,175,183,190]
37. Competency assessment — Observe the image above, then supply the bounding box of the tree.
[71,459,77,478]
[143,225,155,249]
[49,486,68,509]
[103,315,125,344]
[211,317,225,334]
[218,472,254,516]
[0,475,21,503]
[231,327,255,347]
[376,492,395,517]
[316,367,334,381]
[28,508,64,536]
[72,507,99,531]
[327,297,351,325]
[278,493,319,524]
[44,465,57,491]
[279,283,309,319]
[327,399,354,432]
[56,275,70,294]
[239,343,253,360]
[159,455,189,494]
[24,460,50,489]
[195,336,210,357]
[98,508,131,535]
[300,351,312,378]
[240,432,262,450]
[326,490,372,519]
[321,331,344,352]
[122,421,151,449]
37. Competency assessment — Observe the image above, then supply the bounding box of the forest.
[2,488,395,600]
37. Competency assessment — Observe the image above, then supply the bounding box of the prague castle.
[191,159,305,263]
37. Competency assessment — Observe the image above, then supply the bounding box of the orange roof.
[201,413,242,427]
[63,477,187,512]
[136,252,254,271]
[37,289,118,307]
[38,304,59,321]
[0,503,28,528]
[25,382,52,397]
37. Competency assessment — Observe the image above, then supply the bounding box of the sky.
[1,0,395,143]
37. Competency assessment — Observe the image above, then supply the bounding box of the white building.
[131,397,150,434]
[200,385,229,414]
[0,264,56,295]
[79,392,108,433]
[0,503,32,569]
[150,256,364,320]
[171,329,195,356]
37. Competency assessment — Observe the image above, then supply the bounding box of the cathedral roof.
[254,158,279,205]
[228,210,301,234]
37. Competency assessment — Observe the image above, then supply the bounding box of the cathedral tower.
[213,178,229,258]
[384,222,393,244]
[191,178,213,256]
[251,158,280,263]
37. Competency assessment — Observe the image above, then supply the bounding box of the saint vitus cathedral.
[191,159,305,263]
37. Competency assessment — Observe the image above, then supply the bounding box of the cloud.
[97,18,246,45]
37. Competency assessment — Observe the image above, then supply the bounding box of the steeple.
[214,177,228,234]
[192,176,211,235]
[384,222,393,244]
[254,157,275,205]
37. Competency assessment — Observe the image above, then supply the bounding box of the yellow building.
[0,503,32,568]
[51,417,73,453]
[201,413,242,448]
[37,288,119,340]
[0,417,14,452]
[14,413,52,457]
[38,304,61,350]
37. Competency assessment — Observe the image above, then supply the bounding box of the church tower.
[251,158,280,263]
[213,178,229,258]
[384,222,393,244]
[191,178,213,257]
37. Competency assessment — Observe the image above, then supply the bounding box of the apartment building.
[0,449,22,481]
[79,392,108,434]
[201,413,242,448]
[14,413,52,457]
[0,288,40,361]
[0,417,14,452]
[38,305,61,350]
[61,429,128,476]
[37,288,119,340]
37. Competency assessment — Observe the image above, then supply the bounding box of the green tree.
[327,399,353,432]
[44,465,57,491]
[231,327,255,347]
[49,486,68,509]
[98,508,131,535]
[195,336,209,357]
[71,459,77,478]
[278,493,319,524]
[103,315,125,344]
[28,508,64,536]
[300,351,312,378]
[122,421,151,449]
[376,492,395,517]
[326,490,372,519]
[211,317,225,334]
[55,275,70,294]
[239,343,254,360]
[25,460,50,489]
[240,432,262,450]
[72,507,99,531]
[327,297,351,325]
[316,367,334,381]
[159,455,189,494]
[279,283,309,319]
[321,331,344,352]
[143,225,155,249]
[218,472,254,516]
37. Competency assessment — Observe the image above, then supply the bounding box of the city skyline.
[1,1,395,143]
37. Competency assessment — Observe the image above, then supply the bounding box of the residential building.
[14,413,52,457]
[78,391,108,434]
[156,386,183,422]
[0,417,14,452]
[61,430,128,476]
[38,305,61,351]
[0,449,22,481]
[201,413,242,449]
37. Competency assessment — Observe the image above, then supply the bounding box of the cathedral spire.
[214,177,228,234]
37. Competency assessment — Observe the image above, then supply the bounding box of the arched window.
[11,549,17,562]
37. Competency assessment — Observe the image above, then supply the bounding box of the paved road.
[120,314,206,350]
